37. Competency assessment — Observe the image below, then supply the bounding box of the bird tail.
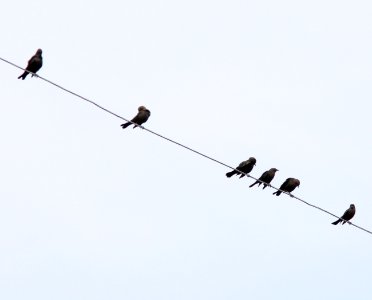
[226,171,236,178]
[273,191,281,196]
[18,71,29,80]
[249,181,258,188]
[121,122,131,129]
[332,219,341,225]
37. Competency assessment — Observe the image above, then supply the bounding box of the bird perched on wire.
[249,168,278,189]
[226,157,256,178]
[121,106,151,129]
[332,204,355,225]
[18,49,43,80]
[273,178,300,196]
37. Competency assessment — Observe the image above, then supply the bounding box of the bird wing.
[237,161,247,168]
[342,208,355,221]
[27,55,35,65]
[131,112,142,124]
[259,170,269,181]
[280,178,290,190]
[27,55,42,72]
[132,110,149,125]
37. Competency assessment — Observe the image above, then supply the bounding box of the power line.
[1,56,371,236]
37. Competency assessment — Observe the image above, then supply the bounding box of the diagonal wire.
[1,56,371,236]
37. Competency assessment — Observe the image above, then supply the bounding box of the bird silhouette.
[249,168,278,189]
[332,204,355,225]
[226,157,256,178]
[121,106,151,129]
[273,178,300,196]
[18,49,43,80]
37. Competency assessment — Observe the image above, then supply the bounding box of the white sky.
[1,1,371,299]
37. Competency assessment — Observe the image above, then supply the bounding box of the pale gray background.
[1,1,371,299]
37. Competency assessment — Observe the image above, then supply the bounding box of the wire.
[1,56,371,236]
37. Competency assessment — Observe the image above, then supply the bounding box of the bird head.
[350,204,355,209]
[295,179,300,187]
[270,168,279,172]
[249,157,256,165]
[138,106,147,111]
[36,49,42,55]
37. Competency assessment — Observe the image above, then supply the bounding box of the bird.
[226,157,256,178]
[121,106,151,129]
[332,204,355,225]
[249,168,278,189]
[273,178,300,196]
[18,49,43,80]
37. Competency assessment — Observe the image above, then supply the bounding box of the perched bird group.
[225,156,355,225]
[226,158,300,196]
[17,49,357,228]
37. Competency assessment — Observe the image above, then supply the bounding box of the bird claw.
[139,125,145,129]
[289,193,294,198]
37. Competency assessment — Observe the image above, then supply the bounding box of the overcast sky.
[1,1,371,299]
